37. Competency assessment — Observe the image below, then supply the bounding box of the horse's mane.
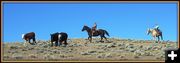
[84,25,91,30]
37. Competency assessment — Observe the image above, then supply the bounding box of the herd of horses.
[22,25,163,47]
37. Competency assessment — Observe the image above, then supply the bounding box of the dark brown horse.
[50,32,68,47]
[22,32,36,46]
[82,25,109,42]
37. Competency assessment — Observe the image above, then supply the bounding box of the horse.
[82,25,109,42]
[147,28,163,42]
[50,32,68,47]
[22,32,37,46]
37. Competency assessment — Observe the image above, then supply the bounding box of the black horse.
[22,32,36,46]
[50,32,68,47]
[82,25,109,42]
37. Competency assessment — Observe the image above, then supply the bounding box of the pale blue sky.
[2,2,178,42]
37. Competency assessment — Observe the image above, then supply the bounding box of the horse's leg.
[90,36,92,42]
[103,36,108,42]
[88,36,90,40]
[161,35,163,41]
[64,40,68,47]
[51,41,53,47]
[153,37,156,43]
[59,41,62,47]
[155,36,158,43]
[157,36,160,43]
[24,40,27,46]
[28,39,32,45]
[55,41,58,47]
[151,36,153,40]
[33,37,37,44]
[100,36,103,42]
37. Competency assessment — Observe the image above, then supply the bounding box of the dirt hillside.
[2,38,178,61]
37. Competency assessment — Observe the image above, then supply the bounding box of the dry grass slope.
[2,38,178,61]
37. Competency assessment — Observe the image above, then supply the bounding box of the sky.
[2,2,178,42]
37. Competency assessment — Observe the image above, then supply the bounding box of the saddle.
[92,30,99,36]
[154,28,161,34]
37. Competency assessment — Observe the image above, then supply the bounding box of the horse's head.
[82,25,89,32]
[22,34,25,39]
[50,33,54,42]
[50,32,59,41]
[147,28,152,35]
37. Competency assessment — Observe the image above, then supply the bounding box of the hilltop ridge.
[2,38,178,61]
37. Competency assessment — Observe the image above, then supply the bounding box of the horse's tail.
[160,32,163,40]
[158,29,163,41]
[104,30,110,37]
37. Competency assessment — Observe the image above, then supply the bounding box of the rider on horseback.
[154,24,160,33]
[92,22,97,36]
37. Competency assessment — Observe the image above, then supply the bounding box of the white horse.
[147,28,163,42]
